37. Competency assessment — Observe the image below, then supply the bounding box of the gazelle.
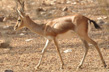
[14,10,106,69]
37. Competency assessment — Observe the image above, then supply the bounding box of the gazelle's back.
[45,14,89,39]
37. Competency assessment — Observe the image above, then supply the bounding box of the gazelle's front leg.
[35,39,51,70]
[53,38,64,69]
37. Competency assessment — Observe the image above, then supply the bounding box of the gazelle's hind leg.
[77,39,89,69]
[80,34,106,68]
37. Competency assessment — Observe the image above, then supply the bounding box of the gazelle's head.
[14,10,26,31]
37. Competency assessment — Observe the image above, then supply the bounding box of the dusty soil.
[0,0,109,72]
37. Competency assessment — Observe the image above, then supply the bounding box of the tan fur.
[14,10,106,70]
[44,14,89,38]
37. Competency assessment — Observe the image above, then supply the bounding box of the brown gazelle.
[14,10,106,69]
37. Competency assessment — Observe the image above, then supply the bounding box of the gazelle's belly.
[56,30,77,39]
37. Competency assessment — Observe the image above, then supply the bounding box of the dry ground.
[0,0,109,72]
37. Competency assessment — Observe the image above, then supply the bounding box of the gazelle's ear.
[17,9,24,18]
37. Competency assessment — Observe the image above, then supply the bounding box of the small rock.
[71,2,77,5]
[97,19,105,25]
[3,26,10,29]
[103,16,108,19]
[25,39,33,42]
[5,70,13,72]
[31,2,35,5]
[40,12,46,15]
[3,26,13,30]
[50,1,56,5]
[62,7,68,11]
[20,33,25,36]
[97,16,108,20]
[66,1,71,4]
[0,42,10,48]
[36,7,45,12]
[64,49,72,53]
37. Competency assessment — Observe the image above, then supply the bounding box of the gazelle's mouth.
[14,27,17,31]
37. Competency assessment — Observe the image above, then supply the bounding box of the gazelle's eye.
[18,19,21,22]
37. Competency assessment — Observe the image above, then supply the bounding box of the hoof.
[77,65,82,69]
[60,67,64,70]
[104,64,107,68]
[61,66,64,69]
[34,66,41,71]
[61,64,65,69]
[103,61,107,68]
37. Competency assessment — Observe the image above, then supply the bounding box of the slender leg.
[35,39,51,69]
[53,38,64,69]
[84,36,106,68]
[93,43,107,68]
[78,39,89,69]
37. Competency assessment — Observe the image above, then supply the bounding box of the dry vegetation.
[0,0,109,72]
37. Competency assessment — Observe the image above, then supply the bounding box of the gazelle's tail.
[89,20,101,29]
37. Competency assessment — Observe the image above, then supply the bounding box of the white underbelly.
[56,30,76,39]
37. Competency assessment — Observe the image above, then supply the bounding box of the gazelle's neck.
[25,16,45,36]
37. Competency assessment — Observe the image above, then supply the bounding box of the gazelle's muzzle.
[14,25,18,31]
[14,27,16,31]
